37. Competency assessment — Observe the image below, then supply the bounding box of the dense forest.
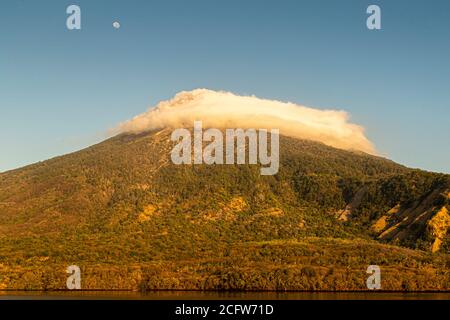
[0,129,448,290]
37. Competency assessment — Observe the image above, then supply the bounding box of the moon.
[113,21,121,29]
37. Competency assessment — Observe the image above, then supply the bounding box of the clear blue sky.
[1,0,449,173]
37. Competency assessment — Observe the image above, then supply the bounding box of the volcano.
[0,126,448,291]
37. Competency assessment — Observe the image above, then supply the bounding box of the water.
[0,291,449,300]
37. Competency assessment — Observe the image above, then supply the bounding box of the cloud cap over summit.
[115,89,376,154]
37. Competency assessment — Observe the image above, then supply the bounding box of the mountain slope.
[0,129,448,291]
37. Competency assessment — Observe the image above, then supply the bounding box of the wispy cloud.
[113,89,376,154]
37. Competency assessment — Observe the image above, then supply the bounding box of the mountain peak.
[0,128,448,290]
[113,89,376,154]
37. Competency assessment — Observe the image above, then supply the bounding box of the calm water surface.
[0,291,449,300]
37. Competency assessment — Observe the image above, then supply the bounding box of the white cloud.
[114,89,376,154]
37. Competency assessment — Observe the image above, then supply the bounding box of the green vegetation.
[0,130,448,291]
